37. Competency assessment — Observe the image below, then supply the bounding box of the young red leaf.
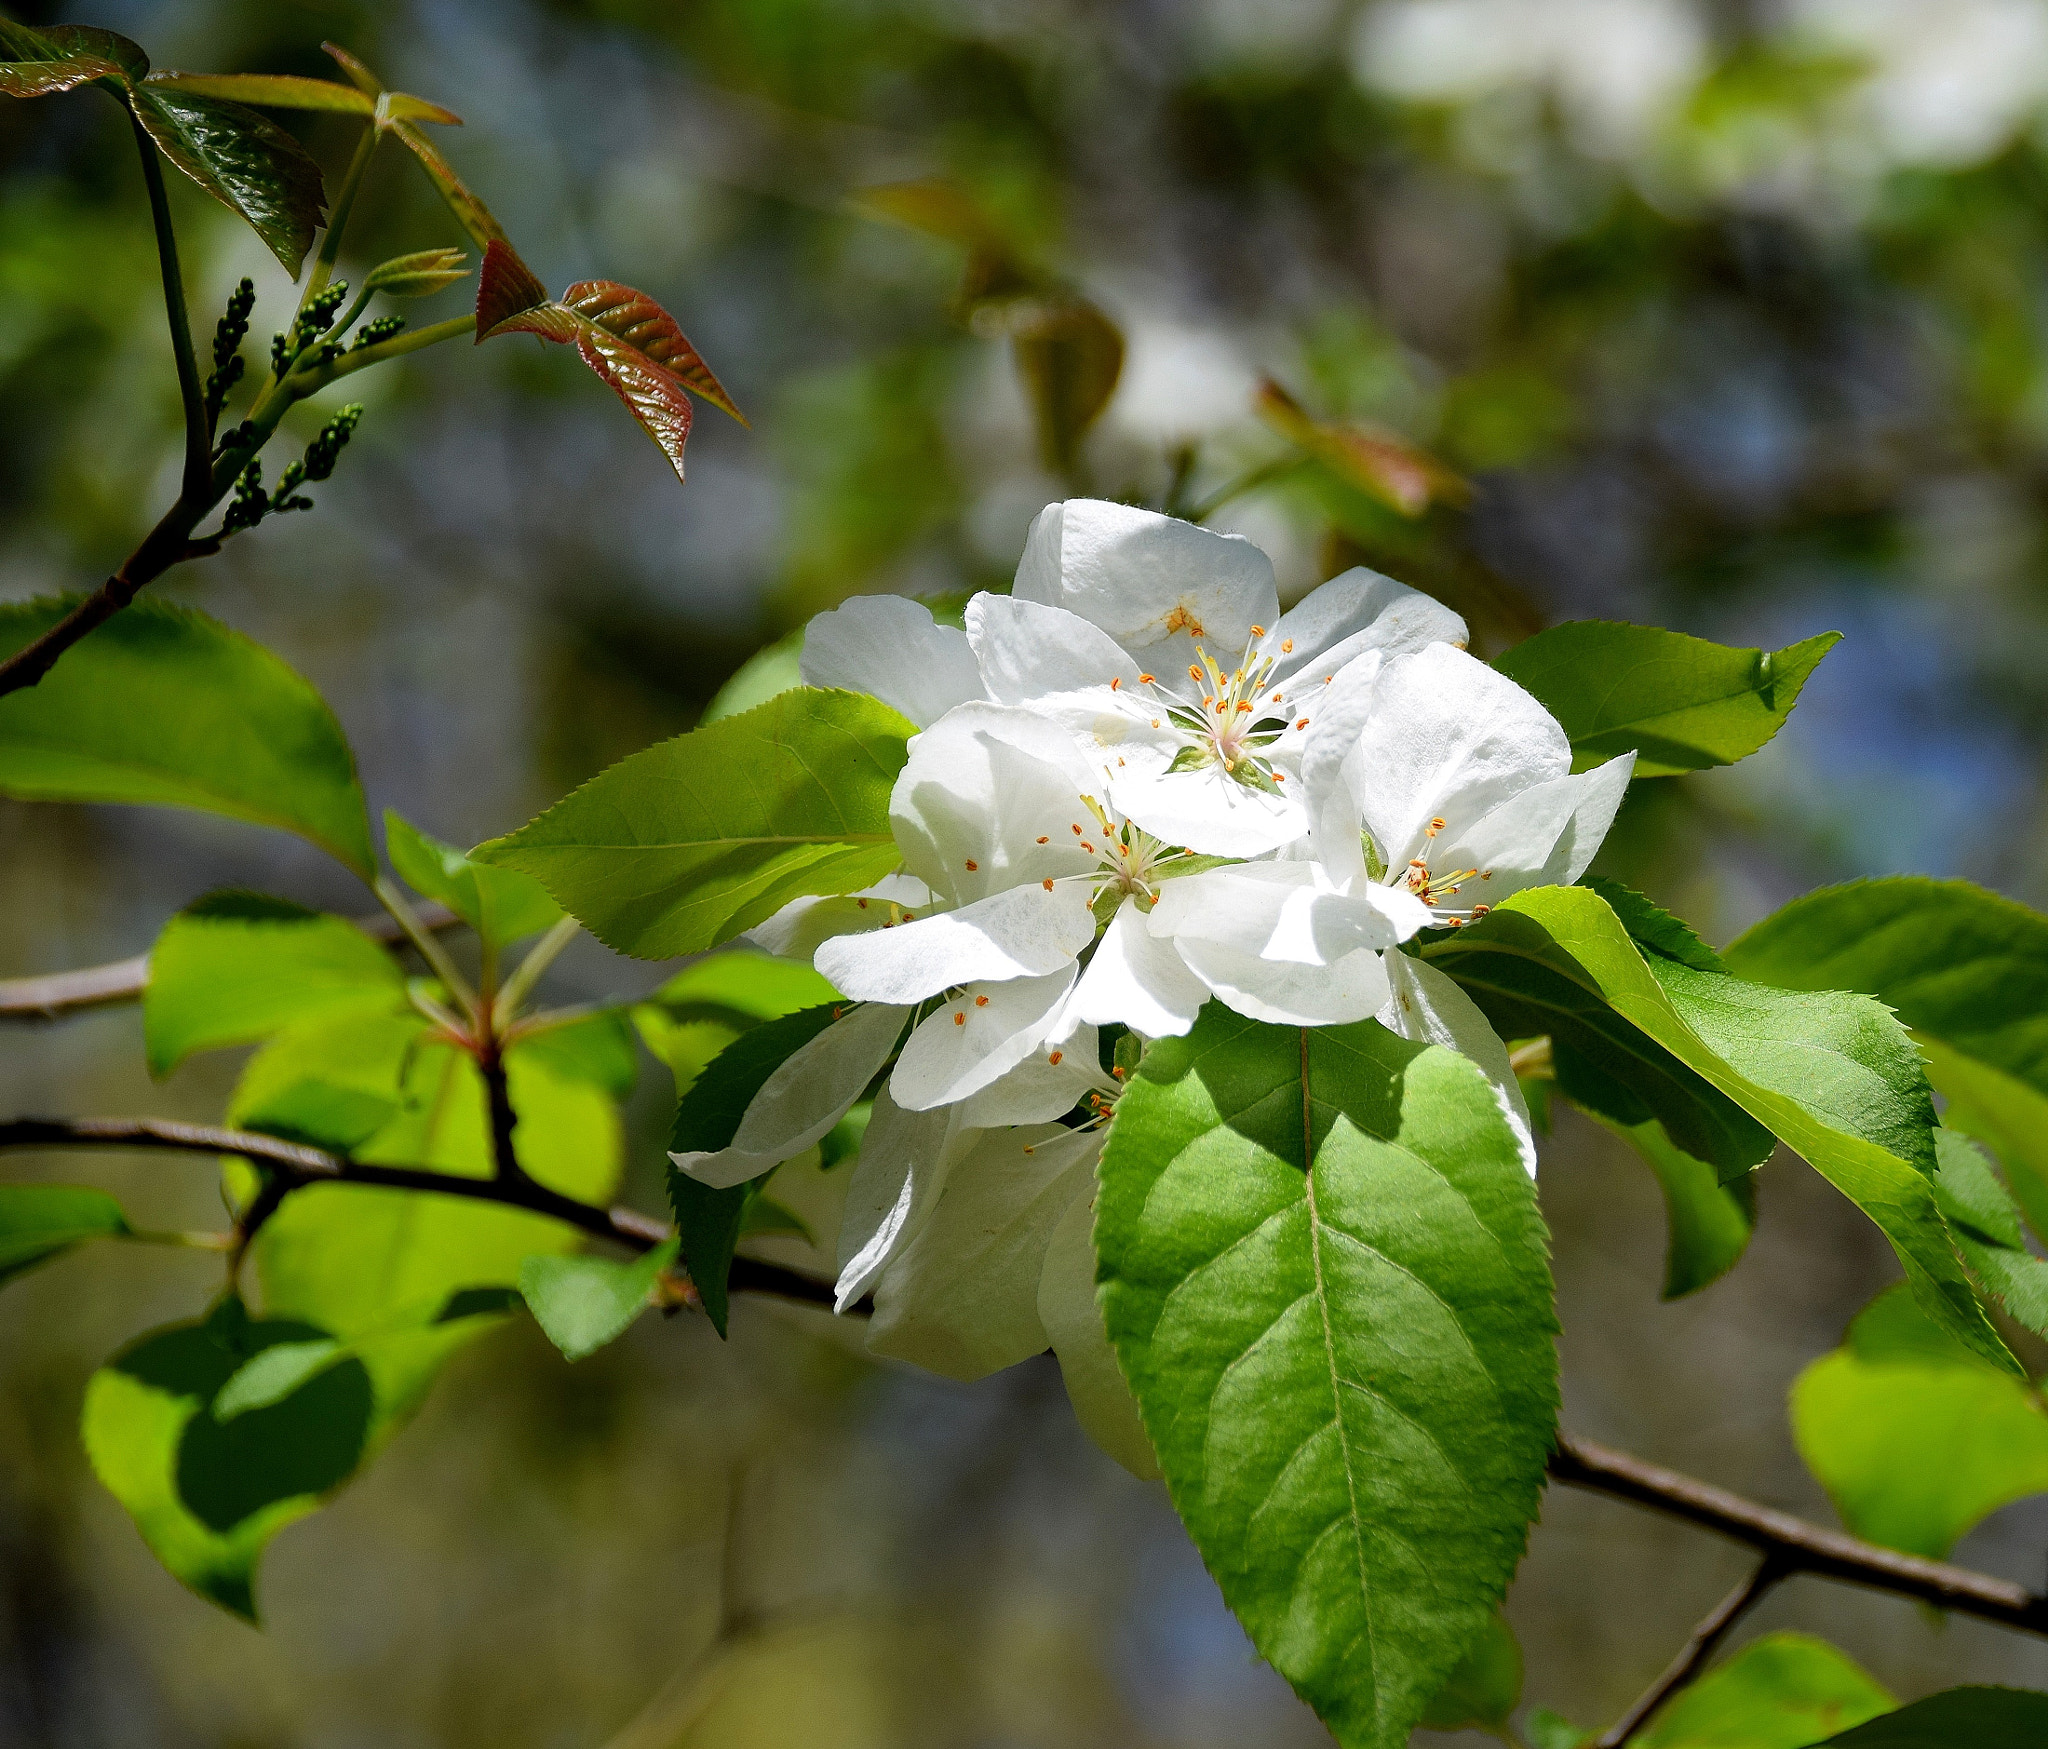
[0,22,147,97]
[320,41,383,97]
[143,72,375,115]
[560,281,746,426]
[391,118,507,248]
[475,240,556,338]
[130,86,328,276]
[1257,378,1467,519]
[576,327,695,481]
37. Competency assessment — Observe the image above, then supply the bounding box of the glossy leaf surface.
[472,688,913,959]
[0,599,376,877]
[1816,1687,2048,1746]
[1097,1007,1557,1749]
[130,85,327,276]
[1493,621,1838,776]
[0,21,145,95]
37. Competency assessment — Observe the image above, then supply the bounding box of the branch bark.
[1548,1432,2048,1638]
[0,904,459,1021]
[0,1114,840,1311]
[1591,1554,1788,1746]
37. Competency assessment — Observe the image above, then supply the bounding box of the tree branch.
[0,904,460,1022]
[1591,1554,1789,1747]
[0,1115,842,1311]
[1548,1432,2048,1638]
[130,108,210,506]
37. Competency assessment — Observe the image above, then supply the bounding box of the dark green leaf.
[1933,1130,2048,1338]
[0,22,145,95]
[1589,1112,1755,1299]
[1633,1632,1892,1748]
[1096,1006,1558,1749]
[1418,1610,1522,1734]
[519,1238,678,1361]
[1427,886,2003,1368]
[1792,1284,2048,1560]
[647,948,841,1026]
[472,688,915,959]
[0,1184,130,1285]
[385,810,562,946]
[0,598,376,878]
[1492,621,1838,776]
[129,85,326,277]
[1816,1687,2048,1746]
[144,891,404,1076]
[1724,877,2048,1236]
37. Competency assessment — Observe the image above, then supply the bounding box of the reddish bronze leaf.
[560,281,746,426]
[392,119,507,248]
[1257,378,1466,519]
[0,22,147,97]
[475,240,555,339]
[320,41,382,97]
[576,329,695,483]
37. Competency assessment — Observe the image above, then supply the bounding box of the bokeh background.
[5,0,2048,1742]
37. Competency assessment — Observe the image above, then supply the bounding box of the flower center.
[1398,816,1493,924]
[1129,627,1294,794]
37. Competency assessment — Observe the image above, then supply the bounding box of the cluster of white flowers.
[674,499,1633,1471]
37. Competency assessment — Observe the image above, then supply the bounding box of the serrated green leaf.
[1725,878,2048,1236]
[1932,1129,2048,1338]
[1589,1111,1755,1299]
[1492,622,1838,776]
[1428,886,2008,1371]
[1633,1632,1892,1748]
[472,688,914,959]
[385,810,562,946]
[0,598,375,877]
[130,85,326,276]
[1815,1687,2048,1746]
[1792,1283,2048,1560]
[1418,1610,1522,1734]
[144,892,404,1076]
[519,1238,678,1361]
[1096,1006,1558,1749]
[702,629,804,724]
[0,1183,130,1285]
[512,1010,637,1101]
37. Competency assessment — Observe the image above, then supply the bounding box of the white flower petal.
[1441,753,1636,905]
[1346,644,1572,873]
[669,1001,911,1190]
[865,1123,1098,1380]
[833,1089,968,1311]
[799,594,986,727]
[1380,952,1536,1177]
[886,701,1103,906]
[1067,901,1209,1038]
[1038,1169,1159,1479]
[967,594,1142,703]
[1150,862,1424,966]
[890,963,1079,1110]
[1176,935,1394,1026]
[815,882,1095,1004]
[743,874,934,963]
[1013,498,1280,658]
[954,1031,1110,1125]
[1299,651,1386,887]
[1110,762,1307,858]
[1266,565,1467,687]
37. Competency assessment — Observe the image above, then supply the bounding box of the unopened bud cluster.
[219,405,365,532]
[203,278,254,427]
[272,281,351,380]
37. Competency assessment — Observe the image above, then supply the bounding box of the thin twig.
[0,1115,841,1310]
[1548,1432,2048,1637]
[1592,1555,1789,1747]
[0,904,459,1021]
[129,108,210,505]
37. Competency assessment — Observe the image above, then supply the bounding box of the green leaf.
[1096,1006,1558,1749]
[1590,1112,1755,1299]
[1792,1283,2048,1560]
[1418,1610,1522,1734]
[0,22,146,95]
[230,1011,426,1151]
[0,1183,130,1285]
[702,629,804,724]
[1526,1711,1593,1749]
[1493,622,1838,776]
[472,687,914,959]
[647,948,840,1026]
[1633,1632,1892,1748]
[82,1298,371,1619]
[361,245,470,297]
[140,71,374,114]
[0,598,376,878]
[519,1238,678,1361]
[1427,886,2008,1371]
[385,810,563,946]
[1724,877,2048,1234]
[513,1011,638,1101]
[1815,1688,2048,1746]
[390,118,507,248]
[129,84,327,277]
[1932,1131,2048,1337]
[144,892,404,1076]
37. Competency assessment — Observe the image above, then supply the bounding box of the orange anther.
[1042,878,1055,891]
[965,858,979,870]
[856,898,868,908]
[1139,673,1155,684]
[1250,624,1265,637]
[1281,639,1294,653]
[1296,718,1309,730]
[1048,1050,1063,1066]
[1110,676,1122,690]
[953,1011,966,1025]
[975,995,989,1006]
[1036,835,1049,844]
